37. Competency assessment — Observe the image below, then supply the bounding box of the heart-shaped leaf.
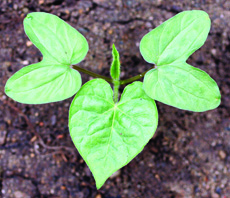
[23,12,88,64]
[143,63,221,112]
[140,10,221,111]
[5,61,81,104]
[5,12,88,104]
[140,10,211,65]
[69,79,158,189]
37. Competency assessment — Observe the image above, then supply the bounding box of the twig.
[1,98,77,161]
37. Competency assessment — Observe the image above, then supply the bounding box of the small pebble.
[95,194,102,198]
[148,16,154,20]
[145,22,152,28]
[93,0,106,3]
[30,153,35,158]
[108,29,113,35]
[211,49,217,56]
[170,5,183,12]
[51,115,56,125]
[84,166,91,177]
[212,192,219,198]
[14,191,30,198]
[211,141,216,147]
[21,60,29,65]
[219,150,226,160]
[215,186,221,194]
[155,174,160,181]
[26,40,33,47]
[22,7,29,13]
[109,169,121,179]
[0,130,7,145]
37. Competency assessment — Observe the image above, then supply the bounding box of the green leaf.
[110,44,120,80]
[140,10,221,111]
[143,63,221,112]
[24,12,88,64]
[69,79,158,189]
[5,61,81,104]
[5,12,88,104]
[140,10,211,65]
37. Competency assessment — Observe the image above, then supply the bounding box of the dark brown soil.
[1,0,230,197]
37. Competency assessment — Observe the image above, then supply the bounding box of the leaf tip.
[215,94,221,106]
[192,10,211,26]
[24,13,33,23]
[94,173,110,190]
[4,79,11,94]
[23,13,34,27]
[26,14,33,19]
[112,44,118,55]
[4,87,10,97]
[95,181,103,190]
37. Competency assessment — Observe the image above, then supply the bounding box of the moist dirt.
[0,0,230,197]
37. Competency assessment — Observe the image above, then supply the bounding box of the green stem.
[72,65,113,83]
[120,66,155,85]
[113,80,120,103]
[72,65,155,86]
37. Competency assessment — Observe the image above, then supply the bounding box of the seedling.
[5,10,221,189]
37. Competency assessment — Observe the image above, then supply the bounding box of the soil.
[1,0,230,197]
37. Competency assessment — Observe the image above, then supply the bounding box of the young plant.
[4,10,221,189]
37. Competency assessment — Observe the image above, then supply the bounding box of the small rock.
[108,29,113,35]
[13,4,18,10]
[93,0,107,3]
[30,153,35,158]
[50,188,55,194]
[51,115,56,125]
[155,174,160,181]
[71,11,79,18]
[211,141,216,147]
[74,192,84,198]
[0,130,7,145]
[211,192,219,198]
[148,16,154,20]
[26,40,33,47]
[123,189,129,194]
[218,150,226,160]
[39,0,44,4]
[84,166,91,177]
[109,169,120,179]
[14,191,30,198]
[21,60,29,65]
[211,49,217,56]
[170,5,183,12]
[145,22,152,28]
[215,186,221,194]
[22,7,29,13]
[95,194,102,198]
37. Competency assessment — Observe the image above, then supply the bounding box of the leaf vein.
[157,17,199,65]
[9,68,69,93]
